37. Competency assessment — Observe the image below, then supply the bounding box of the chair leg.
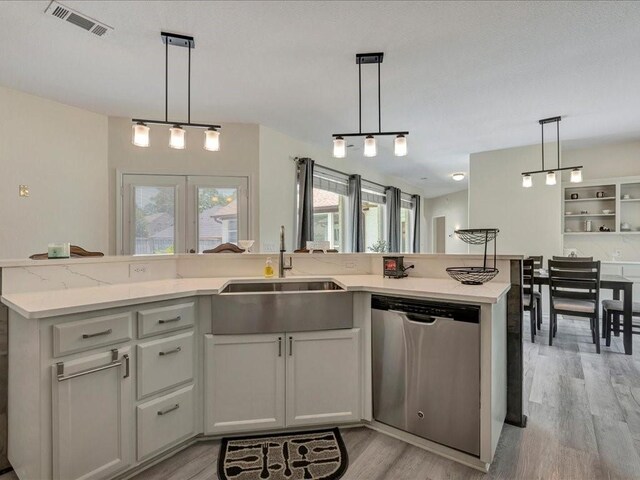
[553,313,558,337]
[536,296,542,330]
[594,314,601,354]
[590,317,596,344]
[549,313,554,346]
[530,308,535,343]
[601,306,607,338]
[605,311,612,347]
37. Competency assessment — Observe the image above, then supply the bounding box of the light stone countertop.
[1,275,511,319]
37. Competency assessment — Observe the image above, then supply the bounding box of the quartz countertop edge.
[1,275,511,319]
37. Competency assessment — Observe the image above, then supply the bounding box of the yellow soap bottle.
[264,257,274,278]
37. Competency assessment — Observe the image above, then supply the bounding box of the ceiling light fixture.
[333,136,346,158]
[332,52,409,158]
[452,172,466,181]
[521,116,582,187]
[131,32,221,151]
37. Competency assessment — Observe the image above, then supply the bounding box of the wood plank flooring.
[3,315,640,480]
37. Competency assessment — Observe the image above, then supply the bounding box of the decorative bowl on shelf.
[623,194,632,200]
[566,211,574,215]
[237,240,255,253]
[602,210,613,214]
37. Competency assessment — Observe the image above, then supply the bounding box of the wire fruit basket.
[446,228,500,285]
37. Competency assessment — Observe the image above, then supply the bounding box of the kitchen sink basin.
[212,280,353,334]
[220,280,344,294]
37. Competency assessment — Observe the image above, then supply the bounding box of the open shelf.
[564,213,615,217]
[565,197,615,202]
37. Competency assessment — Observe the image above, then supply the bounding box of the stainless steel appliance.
[372,295,481,456]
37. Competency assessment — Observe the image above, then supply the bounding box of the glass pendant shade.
[570,168,583,183]
[333,137,346,158]
[363,135,377,157]
[204,128,220,151]
[394,134,408,156]
[132,122,150,147]
[546,171,557,186]
[169,125,186,149]
[522,174,533,188]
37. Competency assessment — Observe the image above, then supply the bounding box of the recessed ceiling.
[2,1,640,197]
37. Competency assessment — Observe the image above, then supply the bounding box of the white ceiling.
[2,1,640,197]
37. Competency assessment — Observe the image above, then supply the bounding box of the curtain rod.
[293,157,389,191]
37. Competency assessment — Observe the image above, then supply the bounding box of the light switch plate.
[19,185,29,197]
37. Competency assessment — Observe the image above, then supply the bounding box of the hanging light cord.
[165,38,168,123]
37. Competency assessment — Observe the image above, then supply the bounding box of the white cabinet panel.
[137,331,194,399]
[53,312,132,357]
[286,329,361,427]
[52,347,132,480]
[137,301,195,338]
[137,385,195,461]
[204,334,285,435]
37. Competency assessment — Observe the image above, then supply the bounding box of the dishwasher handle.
[388,309,438,325]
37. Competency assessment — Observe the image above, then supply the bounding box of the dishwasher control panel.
[371,295,480,324]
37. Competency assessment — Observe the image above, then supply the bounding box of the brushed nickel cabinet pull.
[278,337,282,357]
[123,354,130,378]
[82,328,112,339]
[289,337,293,356]
[57,349,123,382]
[157,403,180,416]
[159,346,182,356]
[158,316,181,324]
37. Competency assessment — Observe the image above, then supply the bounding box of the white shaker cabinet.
[52,347,133,480]
[204,333,286,435]
[286,329,361,427]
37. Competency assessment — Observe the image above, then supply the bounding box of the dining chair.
[552,255,594,261]
[527,255,544,329]
[602,300,640,348]
[523,259,539,342]
[548,259,601,353]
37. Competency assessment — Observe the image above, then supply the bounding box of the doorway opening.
[433,216,446,254]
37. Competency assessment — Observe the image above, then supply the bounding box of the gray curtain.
[348,174,364,252]
[296,157,314,249]
[411,194,421,253]
[386,186,401,252]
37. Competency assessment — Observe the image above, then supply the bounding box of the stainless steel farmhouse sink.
[212,280,353,334]
[220,280,344,294]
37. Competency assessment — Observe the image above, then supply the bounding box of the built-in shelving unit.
[563,176,640,235]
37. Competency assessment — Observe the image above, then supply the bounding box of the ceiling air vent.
[44,1,113,38]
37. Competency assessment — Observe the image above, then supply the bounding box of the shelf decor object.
[446,228,500,285]
[521,116,583,188]
[332,52,409,158]
[131,32,221,151]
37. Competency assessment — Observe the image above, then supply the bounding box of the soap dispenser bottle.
[264,257,274,278]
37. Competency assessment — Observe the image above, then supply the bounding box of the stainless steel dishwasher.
[372,295,481,456]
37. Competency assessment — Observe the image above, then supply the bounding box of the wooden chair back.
[552,256,593,262]
[523,258,535,307]
[528,255,543,270]
[548,259,601,305]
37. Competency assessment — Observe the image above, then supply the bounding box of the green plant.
[368,240,388,253]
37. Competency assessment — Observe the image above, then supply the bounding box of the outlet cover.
[19,185,29,197]
[129,263,150,280]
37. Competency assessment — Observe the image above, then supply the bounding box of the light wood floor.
[3,316,640,480]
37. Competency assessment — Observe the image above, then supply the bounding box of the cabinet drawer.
[137,331,194,398]
[53,312,132,357]
[137,301,195,339]
[137,385,195,461]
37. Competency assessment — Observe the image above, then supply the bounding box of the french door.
[121,174,248,255]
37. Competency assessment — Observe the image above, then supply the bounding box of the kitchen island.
[0,253,518,479]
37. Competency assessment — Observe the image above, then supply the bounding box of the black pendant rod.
[378,60,381,133]
[557,118,560,169]
[358,62,362,134]
[541,120,544,171]
[188,43,191,124]
[165,38,168,122]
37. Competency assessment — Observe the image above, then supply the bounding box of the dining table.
[534,272,634,355]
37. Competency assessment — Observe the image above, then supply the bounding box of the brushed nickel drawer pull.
[82,328,112,339]
[158,316,181,324]
[289,336,293,356]
[278,337,282,357]
[157,403,180,416]
[159,346,182,356]
[57,349,123,382]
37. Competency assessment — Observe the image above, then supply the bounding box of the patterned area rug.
[218,428,348,480]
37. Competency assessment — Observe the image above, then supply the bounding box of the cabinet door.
[286,329,361,427]
[204,334,285,434]
[52,347,132,480]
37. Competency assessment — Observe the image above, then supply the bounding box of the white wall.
[424,190,469,253]
[469,144,563,260]
[258,125,427,252]
[107,117,260,254]
[0,85,108,259]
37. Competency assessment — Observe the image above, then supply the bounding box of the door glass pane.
[197,187,238,252]
[312,188,345,251]
[400,207,412,253]
[133,186,176,254]
[364,201,386,252]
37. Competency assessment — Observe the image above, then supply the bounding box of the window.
[362,181,386,252]
[400,194,414,253]
[311,167,348,251]
[120,174,248,255]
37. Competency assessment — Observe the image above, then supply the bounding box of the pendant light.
[394,134,408,156]
[521,116,583,187]
[363,135,377,157]
[131,32,221,151]
[204,127,220,151]
[333,136,346,158]
[132,122,150,147]
[332,52,409,158]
